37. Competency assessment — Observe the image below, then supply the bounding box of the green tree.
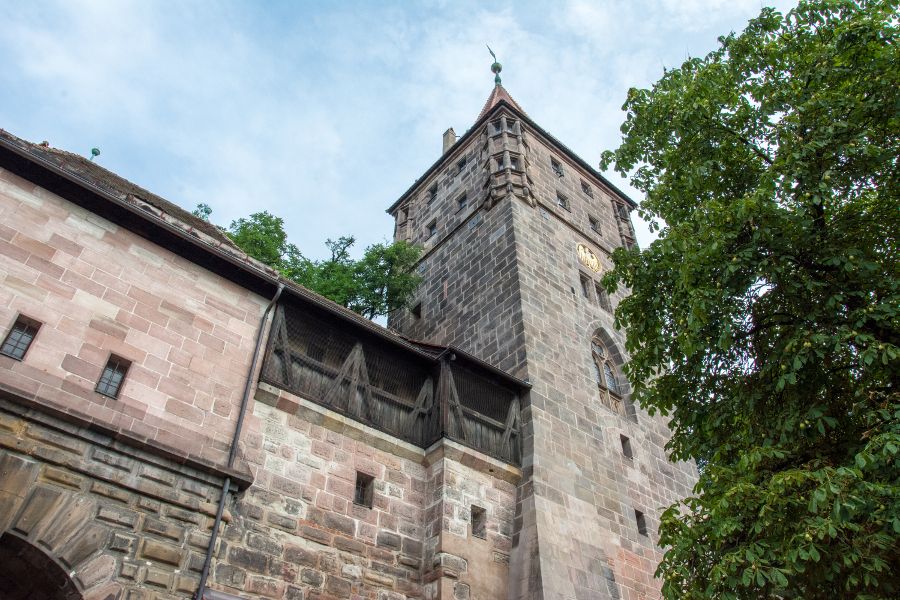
[600,1,899,598]
[221,210,421,319]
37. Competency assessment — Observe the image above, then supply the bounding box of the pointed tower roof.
[477,84,526,120]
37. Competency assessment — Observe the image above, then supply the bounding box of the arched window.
[591,334,624,415]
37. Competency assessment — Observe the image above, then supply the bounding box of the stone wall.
[389,108,698,599]
[389,115,527,378]
[0,398,228,600]
[201,384,519,600]
[0,165,268,470]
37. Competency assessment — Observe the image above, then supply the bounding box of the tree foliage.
[601,1,899,597]
[223,211,420,320]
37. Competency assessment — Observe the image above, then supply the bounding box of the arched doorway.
[0,532,82,600]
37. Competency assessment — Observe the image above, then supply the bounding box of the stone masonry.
[388,90,698,599]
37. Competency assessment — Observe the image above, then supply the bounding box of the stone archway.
[0,532,83,600]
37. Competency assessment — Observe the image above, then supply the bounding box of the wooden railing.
[259,302,521,466]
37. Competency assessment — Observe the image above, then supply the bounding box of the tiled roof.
[477,84,526,120]
[0,129,239,250]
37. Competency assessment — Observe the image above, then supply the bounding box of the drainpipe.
[196,283,284,600]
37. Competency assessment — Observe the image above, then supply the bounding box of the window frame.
[95,354,131,399]
[0,315,41,361]
[426,220,437,239]
[591,335,624,414]
[556,192,570,211]
[551,157,564,177]
[354,472,375,508]
[581,180,594,198]
[589,215,600,234]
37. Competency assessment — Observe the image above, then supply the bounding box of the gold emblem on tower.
[577,243,602,273]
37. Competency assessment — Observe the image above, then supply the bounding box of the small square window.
[457,193,468,212]
[557,193,570,211]
[551,158,564,177]
[427,184,438,204]
[506,119,517,133]
[1,316,41,361]
[635,509,648,536]
[620,434,633,459]
[579,274,591,299]
[410,302,422,319]
[581,180,594,197]
[491,121,503,135]
[509,156,520,171]
[426,220,437,239]
[589,216,600,233]
[595,282,612,313]
[471,505,487,539]
[354,472,374,508]
[95,355,130,399]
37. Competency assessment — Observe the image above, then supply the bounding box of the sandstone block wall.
[0,165,267,469]
[201,384,519,600]
[0,398,229,600]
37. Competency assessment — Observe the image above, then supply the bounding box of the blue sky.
[1,0,797,259]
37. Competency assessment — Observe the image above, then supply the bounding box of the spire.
[477,46,526,120]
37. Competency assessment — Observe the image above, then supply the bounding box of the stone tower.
[388,72,697,598]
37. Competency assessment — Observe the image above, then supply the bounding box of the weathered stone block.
[139,539,184,567]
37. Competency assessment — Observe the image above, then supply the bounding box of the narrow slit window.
[635,509,648,536]
[509,156,520,171]
[0,316,40,361]
[457,192,468,212]
[354,472,374,508]
[456,156,466,174]
[495,157,505,172]
[427,183,438,204]
[620,434,633,459]
[426,220,437,239]
[589,216,600,233]
[471,505,487,539]
[95,355,130,399]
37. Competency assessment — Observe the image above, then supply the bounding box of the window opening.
[427,183,438,204]
[551,158,564,177]
[354,472,375,508]
[591,335,623,413]
[595,282,612,313]
[410,302,422,319]
[491,121,503,135]
[589,216,600,234]
[456,156,466,174]
[457,193,468,212]
[581,180,594,197]
[620,434,633,459]
[509,156,520,171]
[95,355,130,399]
[635,509,648,536]
[557,193,570,211]
[0,316,40,361]
[426,220,437,239]
[579,274,591,299]
[471,506,487,539]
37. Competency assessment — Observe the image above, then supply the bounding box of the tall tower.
[387,60,697,599]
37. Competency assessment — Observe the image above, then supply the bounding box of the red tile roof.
[477,84,526,121]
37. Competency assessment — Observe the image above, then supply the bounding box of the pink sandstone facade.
[0,79,695,600]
